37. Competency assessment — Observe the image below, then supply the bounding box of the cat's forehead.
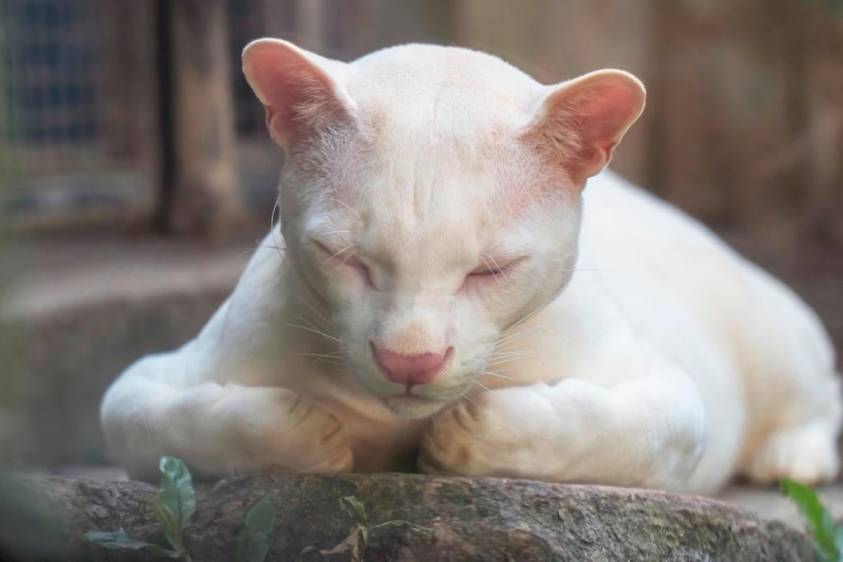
[298,46,558,242]
[346,45,540,137]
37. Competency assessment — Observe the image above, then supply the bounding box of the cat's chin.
[381,395,450,418]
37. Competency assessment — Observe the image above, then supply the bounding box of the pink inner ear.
[572,83,641,147]
[244,43,349,147]
[524,72,644,186]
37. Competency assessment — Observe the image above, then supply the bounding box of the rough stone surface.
[7,473,813,561]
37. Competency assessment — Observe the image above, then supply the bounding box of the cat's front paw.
[195,384,354,474]
[418,391,518,476]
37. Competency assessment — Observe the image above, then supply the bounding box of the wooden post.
[163,0,245,236]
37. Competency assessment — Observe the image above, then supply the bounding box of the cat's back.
[580,170,734,267]
[577,169,754,330]
[576,170,837,446]
[578,170,829,357]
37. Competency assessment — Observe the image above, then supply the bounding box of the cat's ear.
[242,38,356,148]
[521,69,645,187]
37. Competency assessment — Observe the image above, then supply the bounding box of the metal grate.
[0,0,152,225]
[1,0,101,176]
[0,0,352,224]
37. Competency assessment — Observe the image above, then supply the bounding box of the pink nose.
[372,344,451,386]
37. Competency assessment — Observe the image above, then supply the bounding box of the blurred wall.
[2,0,841,257]
[456,0,843,258]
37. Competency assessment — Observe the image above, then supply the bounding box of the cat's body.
[101,41,841,494]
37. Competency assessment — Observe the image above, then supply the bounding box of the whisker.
[489,348,536,358]
[295,313,321,331]
[471,378,492,392]
[480,255,496,280]
[487,355,534,368]
[285,323,343,344]
[268,197,284,259]
[269,196,280,232]
[307,359,345,367]
[298,351,345,359]
[485,254,515,285]
[331,197,362,221]
[312,359,346,367]
[560,267,607,273]
[479,370,517,381]
[496,324,545,346]
[461,393,479,407]
[500,301,548,338]
[489,355,535,364]
[296,295,334,328]
[329,244,359,267]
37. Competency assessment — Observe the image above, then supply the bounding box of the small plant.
[320,496,370,562]
[85,456,196,559]
[85,457,277,561]
[234,493,277,562]
[318,495,431,562]
[780,478,843,562]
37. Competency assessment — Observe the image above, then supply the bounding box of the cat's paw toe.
[744,424,839,484]
[419,399,495,476]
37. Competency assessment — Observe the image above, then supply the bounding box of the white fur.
[101,42,841,493]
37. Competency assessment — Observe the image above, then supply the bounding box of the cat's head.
[243,40,644,417]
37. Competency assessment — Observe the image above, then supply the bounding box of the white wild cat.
[101,39,841,494]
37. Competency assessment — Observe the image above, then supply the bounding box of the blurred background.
[0,0,841,475]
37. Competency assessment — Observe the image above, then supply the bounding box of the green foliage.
[341,495,368,524]
[86,457,280,561]
[318,495,431,562]
[780,478,843,562]
[82,529,154,550]
[85,456,196,560]
[318,496,369,561]
[816,0,843,12]
[800,0,843,13]
[155,456,196,558]
[82,530,179,558]
[234,494,276,562]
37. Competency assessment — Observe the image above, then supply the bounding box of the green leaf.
[84,529,182,558]
[83,529,153,551]
[234,494,276,562]
[780,478,839,562]
[158,457,197,529]
[154,501,183,554]
[155,456,196,555]
[340,496,367,523]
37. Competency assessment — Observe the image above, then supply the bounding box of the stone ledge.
[1,234,256,466]
[6,473,814,561]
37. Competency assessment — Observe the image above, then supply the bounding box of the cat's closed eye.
[465,256,528,285]
[312,239,376,288]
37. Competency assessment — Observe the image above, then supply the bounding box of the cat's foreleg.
[100,353,353,481]
[419,362,706,491]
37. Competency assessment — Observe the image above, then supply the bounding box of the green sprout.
[85,456,195,560]
[85,457,276,561]
[234,493,277,562]
[781,478,843,562]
